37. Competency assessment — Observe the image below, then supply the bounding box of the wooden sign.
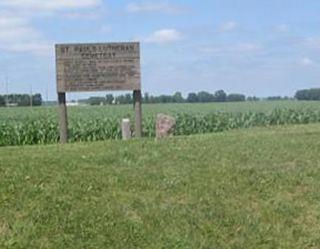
[55,42,142,143]
[55,42,141,92]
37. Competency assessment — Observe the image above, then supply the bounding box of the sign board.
[55,42,141,92]
[55,41,143,143]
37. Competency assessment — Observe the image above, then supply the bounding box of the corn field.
[1,101,320,146]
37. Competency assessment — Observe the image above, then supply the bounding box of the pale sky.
[0,0,319,100]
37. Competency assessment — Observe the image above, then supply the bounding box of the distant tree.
[89,97,105,105]
[124,94,132,104]
[143,92,150,103]
[187,93,198,103]
[115,94,133,104]
[213,90,227,102]
[172,92,184,103]
[197,91,214,103]
[247,96,260,101]
[0,94,43,106]
[295,90,308,100]
[105,94,114,105]
[21,95,30,106]
[295,88,320,101]
[115,95,124,104]
[6,94,16,105]
[32,94,42,106]
[266,96,283,101]
[157,95,172,103]
[0,95,5,106]
[227,94,246,102]
[78,99,89,105]
[148,95,157,104]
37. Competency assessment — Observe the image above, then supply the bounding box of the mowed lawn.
[1,124,320,248]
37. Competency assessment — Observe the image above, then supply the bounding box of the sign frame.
[55,42,142,143]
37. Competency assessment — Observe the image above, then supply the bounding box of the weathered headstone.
[122,119,131,140]
[156,114,176,138]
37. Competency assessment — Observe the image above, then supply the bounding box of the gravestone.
[156,114,176,138]
[122,119,131,140]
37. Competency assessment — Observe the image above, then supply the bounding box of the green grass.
[1,123,320,248]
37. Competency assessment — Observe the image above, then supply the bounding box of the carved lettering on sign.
[56,42,141,92]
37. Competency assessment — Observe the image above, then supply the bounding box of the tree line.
[80,90,248,105]
[79,89,304,105]
[295,88,320,101]
[1,88,319,107]
[0,94,42,107]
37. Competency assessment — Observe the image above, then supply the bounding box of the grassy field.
[1,100,320,146]
[1,123,320,248]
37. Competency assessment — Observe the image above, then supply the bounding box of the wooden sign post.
[55,42,142,143]
[133,90,142,138]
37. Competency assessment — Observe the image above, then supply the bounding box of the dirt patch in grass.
[0,221,9,236]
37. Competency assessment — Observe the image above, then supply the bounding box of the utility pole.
[46,81,49,106]
[30,84,33,107]
[5,76,8,107]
